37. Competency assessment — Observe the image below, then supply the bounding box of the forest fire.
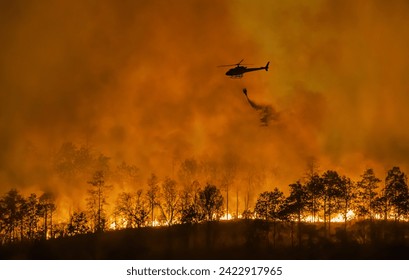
[220,213,233,221]
[1,158,409,245]
[1,0,409,260]
[303,210,355,223]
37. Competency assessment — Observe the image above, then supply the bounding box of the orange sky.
[1,0,409,204]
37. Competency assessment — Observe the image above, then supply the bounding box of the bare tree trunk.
[44,209,48,239]
[151,202,154,226]
[298,211,302,246]
[328,202,331,237]
[344,208,347,232]
[236,188,239,219]
[50,210,53,238]
[290,221,294,248]
[226,185,229,220]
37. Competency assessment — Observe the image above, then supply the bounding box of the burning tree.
[67,211,90,236]
[115,190,149,228]
[24,193,40,240]
[254,188,285,221]
[87,170,111,232]
[383,166,409,221]
[338,176,356,231]
[220,153,238,220]
[254,188,285,247]
[305,172,324,223]
[158,177,179,226]
[321,170,343,235]
[198,184,224,221]
[0,189,26,242]
[179,180,202,224]
[356,168,381,220]
[282,181,308,245]
[146,173,160,226]
[178,159,201,224]
[39,192,56,239]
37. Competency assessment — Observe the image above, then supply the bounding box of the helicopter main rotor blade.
[217,63,253,67]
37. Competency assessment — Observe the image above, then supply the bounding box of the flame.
[330,210,355,222]
[152,220,161,227]
[303,210,355,223]
[220,213,233,220]
[109,221,116,230]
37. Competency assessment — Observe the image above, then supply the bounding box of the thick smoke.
[233,0,409,175]
[1,0,409,215]
[242,88,279,126]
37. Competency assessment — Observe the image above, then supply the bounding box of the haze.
[1,0,409,212]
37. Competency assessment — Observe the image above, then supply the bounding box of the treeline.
[0,177,225,244]
[0,190,56,243]
[1,142,409,245]
[1,165,409,245]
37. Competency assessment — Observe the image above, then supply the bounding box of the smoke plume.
[1,0,409,215]
[242,88,279,126]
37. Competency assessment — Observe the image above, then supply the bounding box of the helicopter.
[218,59,269,78]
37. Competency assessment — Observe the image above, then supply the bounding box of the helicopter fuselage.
[225,62,269,78]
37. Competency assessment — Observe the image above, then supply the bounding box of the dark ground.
[1,220,409,259]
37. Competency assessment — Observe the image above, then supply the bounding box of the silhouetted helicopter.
[218,59,269,78]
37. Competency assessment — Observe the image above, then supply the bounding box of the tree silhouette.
[39,192,56,239]
[322,170,342,235]
[0,201,4,242]
[115,190,149,228]
[6,152,409,255]
[87,170,110,232]
[284,181,308,245]
[372,194,387,221]
[158,177,179,226]
[220,153,238,220]
[146,173,160,226]
[114,192,134,228]
[133,190,149,228]
[339,176,356,231]
[180,203,203,224]
[356,168,381,221]
[305,173,324,223]
[384,166,409,221]
[0,189,26,242]
[25,193,40,240]
[180,180,202,224]
[243,170,266,219]
[254,188,285,247]
[198,184,224,221]
[254,189,285,221]
[67,211,90,236]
